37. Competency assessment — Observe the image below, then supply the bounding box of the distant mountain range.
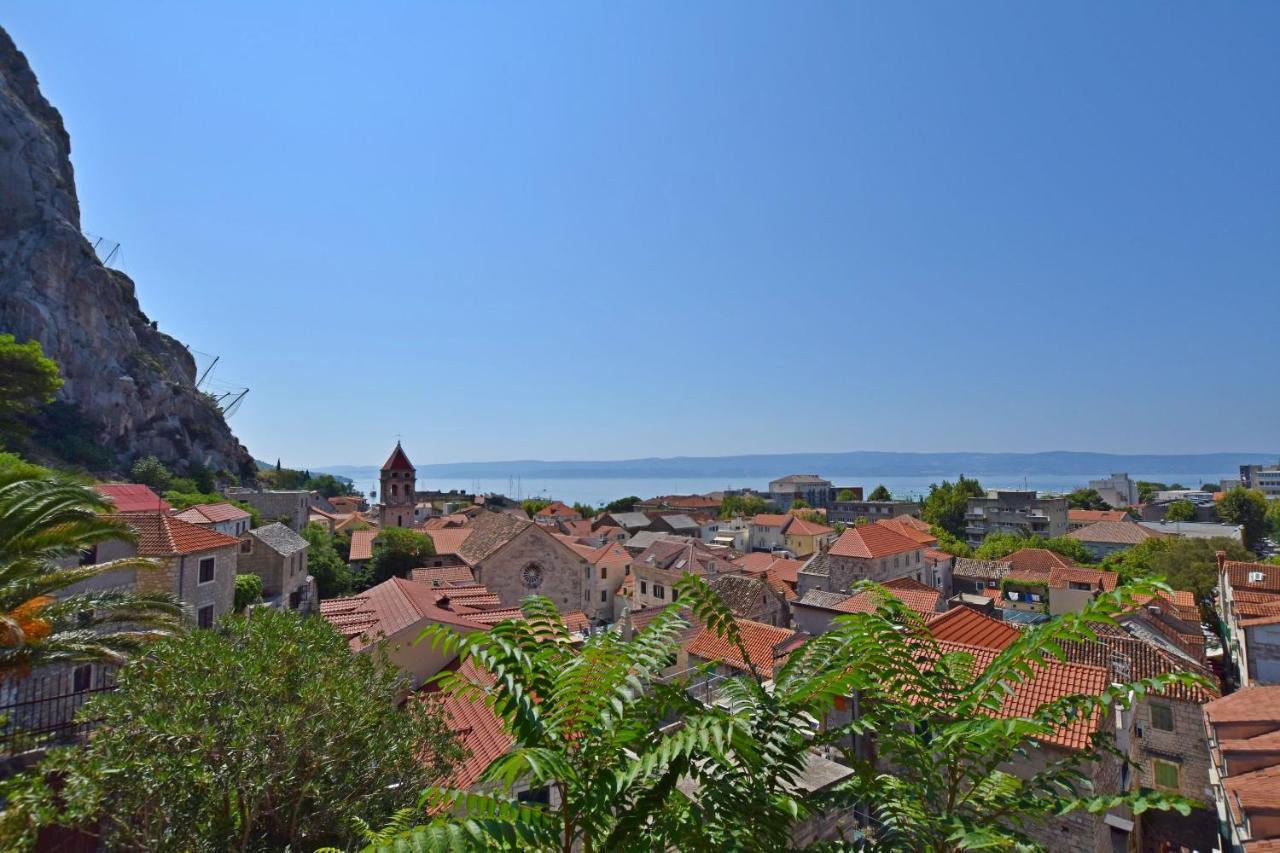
[312,450,1278,482]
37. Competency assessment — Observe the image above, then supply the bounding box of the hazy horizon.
[6,4,1278,465]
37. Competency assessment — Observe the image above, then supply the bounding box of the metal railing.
[0,673,116,759]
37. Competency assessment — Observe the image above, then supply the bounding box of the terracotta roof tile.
[381,442,415,472]
[1205,686,1280,724]
[829,524,920,559]
[425,658,512,790]
[1004,548,1073,573]
[1065,520,1163,545]
[535,501,578,519]
[411,566,476,587]
[457,512,533,565]
[926,607,1020,650]
[708,574,779,618]
[686,618,807,678]
[875,517,937,545]
[785,517,834,537]
[1225,561,1280,594]
[172,502,251,525]
[348,528,378,562]
[423,527,474,557]
[95,483,171,513]
[102,512,240,556]
[751,514,792,529]
[1049,565,1119,592]
[319,577,485,649]
[1068,509,1129,524]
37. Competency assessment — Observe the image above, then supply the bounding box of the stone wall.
[1134,696,1213,804]
[134,544,238,622]
[473,527,587,614]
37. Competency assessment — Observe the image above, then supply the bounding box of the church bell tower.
[379,441,416,528]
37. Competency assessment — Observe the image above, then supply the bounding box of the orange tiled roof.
[173,502,251,525]
[751,514,792,529]
[926,607,1020,650]
[426,658,513,790]
[102,512,240,556]
[832,584,942,615]
[1049,565,1119,592]
[734,552,778,573]
[95,483,171,513]
[1205,686,1280,724]
[535,501,578,518]
[830,524,920,559]
[785,517,834,537]
[686,618,807,678]
[1065,520,1162,545]
[423,527,474,556]
[875,517,936,546]
[1068,509,1129,524]
[319,577,485,650]
[348,528,378,562]
[1225,561,1280,594]
[1004,548,1073,574]
[411,566,475,587]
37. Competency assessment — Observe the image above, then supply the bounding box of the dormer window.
[1249,571,1265,583]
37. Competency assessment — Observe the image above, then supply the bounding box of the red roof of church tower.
[382,441,415,472]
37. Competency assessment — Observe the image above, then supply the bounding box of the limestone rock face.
[0,27,254,479]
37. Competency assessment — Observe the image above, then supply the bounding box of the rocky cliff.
[0,26,255,480]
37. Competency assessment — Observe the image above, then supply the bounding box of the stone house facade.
[93,513,240,628]
[630,539,737,613]
[225,488,311,532]
[237,522,313,612]
[796,525,925,597]
[458,512,590,618]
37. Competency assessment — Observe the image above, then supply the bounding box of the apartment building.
[963,490,1068,547]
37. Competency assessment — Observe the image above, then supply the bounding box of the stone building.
[456,511,592,619]
[238,522,313,612]
[1218,557,1280,688]
[707,573,790,628]
[629,538,737,613]
[377,441,417,528]
[225,488,311,532]
[796,524,926,597]
[94,513,240,628]
[173,502,252,537]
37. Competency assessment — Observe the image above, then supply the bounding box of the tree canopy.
[303,522,354,598]
[1216,487,1269,546]
[602,495,641,514]
[1164,500,1198,522]
[719,493,774,519]
[571,502,597,519]
[922,475,985,538]
[1102,536,1255,603]
[836,488,857,502]
[363,527,435,588]
[867,484,893,501]
[971,532,1095,564]
[520,498,552,518]
[1067,488,1111,511]
[4,610,462,851]
[0,334,62,448]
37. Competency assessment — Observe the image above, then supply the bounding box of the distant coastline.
[311,450,1276,484]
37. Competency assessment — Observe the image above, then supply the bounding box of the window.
[600,591,607,603]
[72,664,92,693]
[600,566,607,580]
[198,556,215,585]
[390,484,398,496]
[640,581,647,595]
[654,584,665,600]
[197,605,215,629]
[672,589,679,602]
[79,545,97,566]
[240,538,252,554]
[1152,759,1179,791]
[517,786,551,805]
[1150,702,1174,732]
[1250,571,1265,583]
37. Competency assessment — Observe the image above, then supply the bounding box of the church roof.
[381,441,415,472]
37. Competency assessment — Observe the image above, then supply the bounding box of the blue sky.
[6,3,1278,467]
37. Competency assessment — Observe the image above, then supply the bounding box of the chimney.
[1216,550,1227,572]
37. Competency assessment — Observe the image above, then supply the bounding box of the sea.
[338,472,1234,508]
